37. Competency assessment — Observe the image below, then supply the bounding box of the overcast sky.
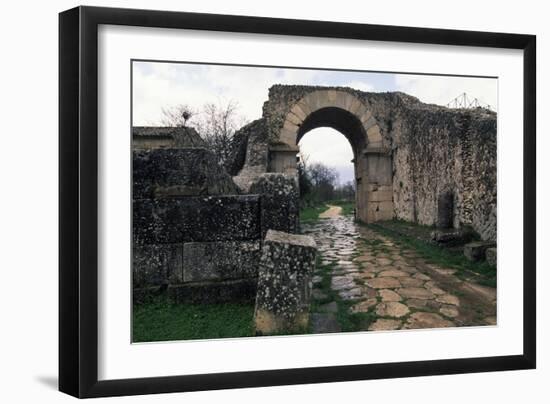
[133,61,497,184]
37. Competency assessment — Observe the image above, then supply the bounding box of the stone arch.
[268,89,393,223]
[278,90,383,149]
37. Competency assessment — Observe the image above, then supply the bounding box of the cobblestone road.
[302,211,497,333]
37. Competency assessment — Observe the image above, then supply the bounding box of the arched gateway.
[231,84,496,241]
[269,89,393,223]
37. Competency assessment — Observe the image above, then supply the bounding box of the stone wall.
[391,107,497,241]
[232,85,497,241]
[132,147,262,303]
[133,145,302,303]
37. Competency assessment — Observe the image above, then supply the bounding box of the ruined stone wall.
[391,107,496,241]
[133,147,261,303]
[133,143,302,303]
[236,85,496,241]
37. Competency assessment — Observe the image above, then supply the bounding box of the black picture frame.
[59,5,536,398]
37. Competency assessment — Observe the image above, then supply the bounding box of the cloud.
[132,62,321,125]
[394,74,497,111]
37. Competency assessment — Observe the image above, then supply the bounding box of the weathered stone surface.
[366,277,402,289]
[133,126,206,150]
[249,173,300,237]
[406,299,439,310]
[440,305,459,318]
[378,269,410,278]
[167,278,257,304]
[436,294,460,306]
[464,241,496,262]
[486,247,497,266]
[339,287,363,301]
[182,241,260,282]
[254,230,317,335]
[133,243,182,288]
[350,298,377,313]
[133,148,239,199]
[404,312,455,329]
[413,272,431,281]
[399,277,425,287]
[368,318,402,331]
[398,287,435,300]
[379,289,402,302]
[226,118,267,176]
[310,313,341,333]
[375,302,410,318]
[331,275,356,291]
[319,301,338,313]
[133,195,261,244]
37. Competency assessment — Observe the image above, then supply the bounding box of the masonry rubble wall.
[132,145,301,303]
[229,85,497,241]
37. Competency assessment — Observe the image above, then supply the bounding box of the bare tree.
[194,100,246,166]
[158,100,247,166]
[160,104,195,127]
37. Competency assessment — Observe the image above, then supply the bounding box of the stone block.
[168,278,257,304]
[133,148,239,199]
[183,241,261,282]
[249,173,300,237]
[464,241,496,262]
[133,195,261,244]
[368,189,393,202]
[485,247,497,267]
[133,243,183,288]
[254,230,317,335]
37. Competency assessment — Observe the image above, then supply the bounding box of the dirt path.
[319,205,342,218]
[302,215,497,333]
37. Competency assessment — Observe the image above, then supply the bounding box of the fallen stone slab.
[254,230,317,335]
[430,228,473,246]
[464,241,496,262]
[486,247,497,267]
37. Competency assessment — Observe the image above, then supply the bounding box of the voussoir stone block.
[254,230,317,335]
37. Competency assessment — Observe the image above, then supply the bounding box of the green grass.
[132,298,255,342]
[309,256,377,333]
[369,222,496,288]
[300,203,328,223]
